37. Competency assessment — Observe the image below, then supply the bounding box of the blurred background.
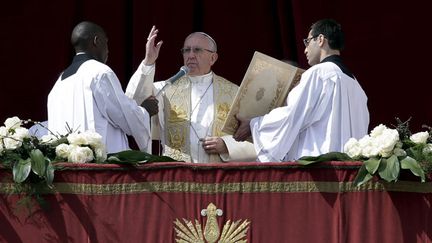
[0,0,430,131]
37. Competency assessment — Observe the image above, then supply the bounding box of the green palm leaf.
[106,150,178,164]
[297,152,353,165]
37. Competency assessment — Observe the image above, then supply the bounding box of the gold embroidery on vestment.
[163,75,238,162]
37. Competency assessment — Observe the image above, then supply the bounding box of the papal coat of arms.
[174,203,250,243]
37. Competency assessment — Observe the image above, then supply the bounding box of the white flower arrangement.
[0,116,107,186]
[343,121,432,185]
[1,116,175,209]
[298,118,432,186]
[51,131,107,163]
[1,117,30,150]
[344,124,400,159]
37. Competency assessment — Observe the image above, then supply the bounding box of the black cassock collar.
[321,55,355,79]
[61,53,93,80]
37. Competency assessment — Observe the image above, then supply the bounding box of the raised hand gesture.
[143,25,163,65]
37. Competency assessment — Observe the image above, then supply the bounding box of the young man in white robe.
[126,27,256,163]
[48,21,158,153]
[233,19,369,162]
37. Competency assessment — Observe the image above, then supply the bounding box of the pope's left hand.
[201,137,228,154]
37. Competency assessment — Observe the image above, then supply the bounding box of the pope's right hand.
[143,25,163,65]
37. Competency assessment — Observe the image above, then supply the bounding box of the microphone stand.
[155,66,189,97]
[155,81,172,97]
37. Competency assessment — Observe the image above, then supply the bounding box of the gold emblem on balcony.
[174,203,250,243]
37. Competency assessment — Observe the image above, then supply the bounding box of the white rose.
[92,142,105,153]
[0,126,7,138]
[83,131,103,148]
[423,144,432,155]
[12,127,30,140]
[4,116,22,130]
[377,128,399,158]
[362,146,380,158]
[2,127,30,150]
[67,133,88,145]
[56,143,71,159]
[370,124,387,138]
[361,127,399,158]
[41,134,58,144]
[68,146,94,163]
[358,135,380,157]
[0,141,4,154]
[344,138,361,158]
[94,146,107,163]
[3,137,22,150]
[410,131,429,144]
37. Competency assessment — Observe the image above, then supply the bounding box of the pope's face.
[182,34,218,76]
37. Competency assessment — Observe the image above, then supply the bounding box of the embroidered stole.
[163,74,238,162]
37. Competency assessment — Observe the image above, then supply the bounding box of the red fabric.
[1,162,431,242]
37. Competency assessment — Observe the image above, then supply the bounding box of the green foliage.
[106,150,178,165]
[393,117,412,141]
[364,157,380,174]
[353,164,374,186]
[4,139,57,187]
[377,155,400,182]
[297,152,354,165]
[400,156,425,182]
[13,158,32,183]
[30,149,47,176]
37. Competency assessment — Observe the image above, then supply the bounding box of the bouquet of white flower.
[344,120,432,185]
[1,116,177,210]
[297,118,432,186]
[0,116,107,187]
[41,131,107,163]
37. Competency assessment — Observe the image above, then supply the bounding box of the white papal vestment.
[126,63,256,163]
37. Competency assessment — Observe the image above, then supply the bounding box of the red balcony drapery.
[1,162,431,242]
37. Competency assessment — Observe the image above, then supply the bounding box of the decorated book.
[222,51,304,135]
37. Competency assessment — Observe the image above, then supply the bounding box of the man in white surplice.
[48,21,158,153]
[234,19,369,162]
[126,27,256,163]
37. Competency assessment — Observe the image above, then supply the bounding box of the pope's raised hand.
[143,25,163,65]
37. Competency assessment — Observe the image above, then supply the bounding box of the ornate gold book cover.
[222,51,304,135]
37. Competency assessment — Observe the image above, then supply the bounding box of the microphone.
[167,66,189,84]
[156,66,189,97]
